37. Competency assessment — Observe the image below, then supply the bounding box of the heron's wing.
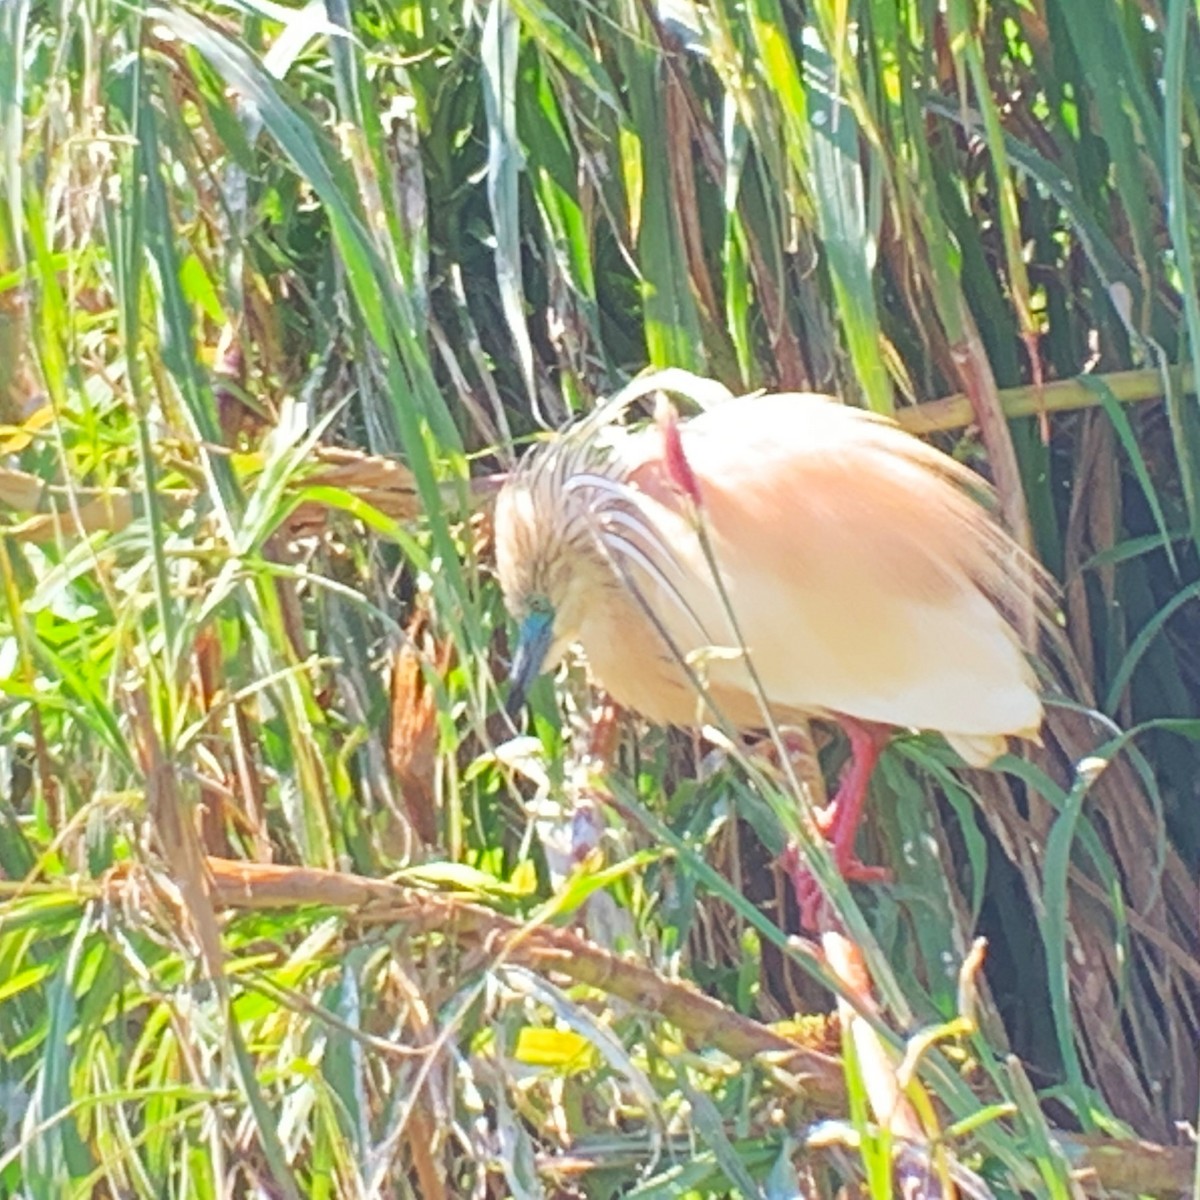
[629,392,1048,756]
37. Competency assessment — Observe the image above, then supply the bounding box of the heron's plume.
[494,423,703,643]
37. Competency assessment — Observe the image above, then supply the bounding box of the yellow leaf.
[507,858,538,896]
[0,403,55,454]
[513,1027,598,1071]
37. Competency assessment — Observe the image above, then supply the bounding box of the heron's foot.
[782,843,892,932]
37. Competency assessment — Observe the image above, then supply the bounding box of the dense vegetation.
[1,0,1199,1195]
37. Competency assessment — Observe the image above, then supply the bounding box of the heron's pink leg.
[816,719,889,861]
[784,719,892,930]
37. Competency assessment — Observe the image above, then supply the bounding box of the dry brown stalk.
[204,856,844,1102]
[200,856,1196,1196]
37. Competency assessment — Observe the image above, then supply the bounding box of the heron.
[494,381,1052,927]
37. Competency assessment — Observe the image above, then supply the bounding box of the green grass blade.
[802,25,891,413]
[483,0,539,415]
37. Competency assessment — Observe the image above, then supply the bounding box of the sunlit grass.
[1,0,1198,1195]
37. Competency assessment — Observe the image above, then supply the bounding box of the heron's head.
[494,461,606,715]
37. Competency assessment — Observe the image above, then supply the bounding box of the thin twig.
[897,365,1196,435]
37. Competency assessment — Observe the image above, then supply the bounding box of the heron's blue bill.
[505,610,553,717]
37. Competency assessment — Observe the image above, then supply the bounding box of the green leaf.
[802,25,892,413]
